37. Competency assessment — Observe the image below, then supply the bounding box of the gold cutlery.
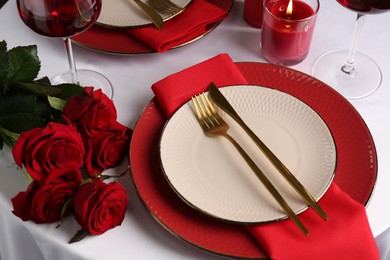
[208,82,328,221]
[191,92,309,235]
[148,0,184,15]
[133,0,164,29]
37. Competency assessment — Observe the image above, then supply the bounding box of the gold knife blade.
[208,82,328,220]
[133,0,163,30]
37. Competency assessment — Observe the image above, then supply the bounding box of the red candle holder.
[261,0,319,66]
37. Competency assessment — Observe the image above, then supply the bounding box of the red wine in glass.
[16,0,113,98]
[17,0,101,37]
[337,0,390,14]
[312,0,390,99]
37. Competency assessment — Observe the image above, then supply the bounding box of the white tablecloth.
[1,0,390,259]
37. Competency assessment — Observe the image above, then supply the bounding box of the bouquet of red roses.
[0,41,132,242]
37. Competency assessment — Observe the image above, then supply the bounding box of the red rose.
[84,122,132,176]
[72,179,128,235]
[11,170,82,223]
[63,87,117,137]
[12,122,85,182]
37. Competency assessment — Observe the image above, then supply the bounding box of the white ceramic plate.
[97,0,192,28]
[159,85,336,223]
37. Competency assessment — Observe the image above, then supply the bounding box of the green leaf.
[21,168,33,182]
[12,82,62,96]
[48,96,67,111]
[0,126,18,149]
[60,198,73,219]
[69,229,89,243]
[0,89,53,133]
[53,83,84,100]
[80,178,93,186]
[56,198,73,228]
[6,45,40,84]
[0,40,8,87]
[34,76,52,85]
[0,125,19,142]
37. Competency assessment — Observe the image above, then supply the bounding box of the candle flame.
[286,0,293,16]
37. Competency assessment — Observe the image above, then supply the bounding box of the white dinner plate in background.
[97,0,192,28]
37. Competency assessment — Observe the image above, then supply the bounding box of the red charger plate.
[129,62,377,259]
[72,0,234,54]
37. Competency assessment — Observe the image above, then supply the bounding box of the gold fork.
[192,93,309,235]
[148,0,183,15]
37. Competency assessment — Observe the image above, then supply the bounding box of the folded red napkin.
[127,0,228,52]
[151,53,380,259]
[247,184,379,259]
[152,53,247,117]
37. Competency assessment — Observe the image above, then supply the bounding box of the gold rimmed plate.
[97,0,192,28]
[159,85,337,224]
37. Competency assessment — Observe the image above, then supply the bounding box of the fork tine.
[160,0,182,12]
[202,93,220,122]
[200,94,213,118]
[200,93,221,127]
[191,96,202,121]
[195,95,208,120]
[204,94,216,112]
[159,6,181,14]
[149,0,183,14]
[201,93,224,125]
[192,95,212,128]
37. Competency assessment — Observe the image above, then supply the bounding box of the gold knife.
[133,0,163,30]
[208,82,328,220]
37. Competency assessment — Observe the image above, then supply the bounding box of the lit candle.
[261,0,319,66]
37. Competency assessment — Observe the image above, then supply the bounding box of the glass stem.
[63,37,79,84]
[341,13,365,76]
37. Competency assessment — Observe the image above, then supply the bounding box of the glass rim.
[263,0,320,23]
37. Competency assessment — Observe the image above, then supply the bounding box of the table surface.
[1,0,390,259]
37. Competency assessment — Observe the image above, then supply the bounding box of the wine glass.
[312,0,390,99]
[16,0,113,98]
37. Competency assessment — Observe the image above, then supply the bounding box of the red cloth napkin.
[151,53,380,259]
[127,0,228,52]
[247,184,379,260]
[152,53,248,117]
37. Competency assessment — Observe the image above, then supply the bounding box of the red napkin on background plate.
[127,0,228,52]
[151,53,380,259]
